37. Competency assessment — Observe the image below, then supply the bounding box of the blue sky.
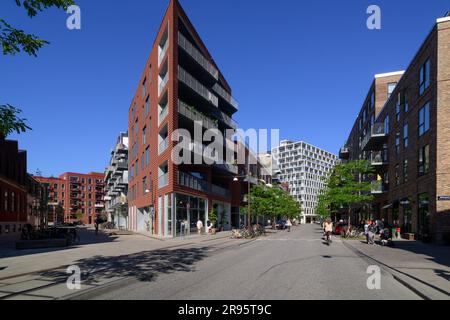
[1,0,449,176]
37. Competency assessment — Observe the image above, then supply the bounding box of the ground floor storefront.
[129,192,235,239]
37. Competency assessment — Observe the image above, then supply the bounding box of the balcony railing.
[178,172,209,193]
[178,66,218,107]
[211,184,231,198]
[158,40,169,67]
[214,162,238,175]
[218,111,238,129]
[158,138,169,155]
[371,151,388,166]
[361,123,388,151]
[178,32,219,80]
[158,74,169,96]
[158,106,169,125]
[371,181,388,194]
[178,100,218,130]
[212,83,239,110]
[158,173,169,189]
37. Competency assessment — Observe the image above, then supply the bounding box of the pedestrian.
[94,216,100,235]
[368,221,376,245]
[364,220,370,244]
[197,218,203,235]
[286,218,292,232]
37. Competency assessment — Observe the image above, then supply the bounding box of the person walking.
[94,216,100,235]
[323,218,333,245]
[196,219,204,235]
[286,219,292,232]
[364,220,370,244]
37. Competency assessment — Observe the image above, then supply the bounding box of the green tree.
[1,0,75,56]
[321,160,375,226]
[0,104,32,138]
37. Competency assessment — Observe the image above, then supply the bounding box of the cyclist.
[323,218,333,245]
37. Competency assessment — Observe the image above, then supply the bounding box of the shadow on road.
[38,247,208,285]
[0,229,118,259]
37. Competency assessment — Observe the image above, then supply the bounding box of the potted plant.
[209,208,218,235]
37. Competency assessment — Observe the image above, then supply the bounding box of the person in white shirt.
[196,219,204,235]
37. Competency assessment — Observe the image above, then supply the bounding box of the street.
[67,224,419,300]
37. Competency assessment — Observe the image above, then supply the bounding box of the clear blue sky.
[1,0,449,176]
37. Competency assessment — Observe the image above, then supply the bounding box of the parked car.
[275,220,287,230]
[334,223,348,235]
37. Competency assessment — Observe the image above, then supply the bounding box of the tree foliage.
[1,0,75,56]
[318,160,375,222]
[0,104,32,138]
[243,185,301,223]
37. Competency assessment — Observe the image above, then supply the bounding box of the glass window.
[418,145,430,176]
[395,133,400,155]
[418,102,430,136]
[388,82,397,98]
[404,93,409,113]
[419,59,430,95]
[145,96,150,116]
[142,78,147,97]
[403,160,408,183]
[384,115,390,134]
[146,147,150,167]
[403,124,409,148]
[142,126,147,145]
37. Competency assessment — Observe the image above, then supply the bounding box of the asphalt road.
[75,224,420,300]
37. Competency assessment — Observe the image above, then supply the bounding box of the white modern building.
[272,140,338,224]
[104,132,129,229]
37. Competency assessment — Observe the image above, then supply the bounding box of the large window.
[142,126,147,145]
[395,132,400,155]
[145,96,150,116]
[403,124,409,148]
[388,82,397,98]
[419,59,430,95]
[384,115,390,134]
[418,102,430,136]
[145,147,150,167]
[418,145,430,176]
[396,93,401,122]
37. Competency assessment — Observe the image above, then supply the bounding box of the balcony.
[212,83,239,111]
[371,151,389,166]
[116,160,128,171]
[211,184,231,198]
[178,100,218,130]
[158,138,169,155]
[339,147,350,160]
[178,66,218,107]
[178,172,209,193]
[214,162,238,175]
[158,173,169,189]
[361,123,389,151]
[158,74,169,97]
[158,40,169,67]
[158,105,169,126]
[217,111,237,129]
[177,32,219,80]
[371,181,388,194]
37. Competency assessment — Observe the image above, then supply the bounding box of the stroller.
[379,228,393,246]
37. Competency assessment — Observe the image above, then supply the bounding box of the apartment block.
[0,136,28,238]
[340,14,450,244]
[127,0,247,237]
[104,133,129,229]
[273,140,338,224]
[35,172,105,225]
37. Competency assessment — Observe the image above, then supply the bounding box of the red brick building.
[339,15,450,244]
[0,136,28,238]
[127,0,254,237]
[35,172,105,225]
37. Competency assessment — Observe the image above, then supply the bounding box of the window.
[395,133,400,155]
[403,124,409,148]
[145,96,150,116]
[359,119,362,131]
[418,102,430,136]
[418,145,430,176]
[142,126,147,145]
[370,92,375,109]
[403,160,408,183]
[396,93,401,122]
[404,93,409,113]
[142,78,147,98]
[11,192,15,212]
[395,164,400,186]
[145,147,150,167]
[131,103,136,120]
[384,115,390,134]
[419,59,430,95]
[141,153,145,170]
[142,176,147,195]
[388,82,397,98]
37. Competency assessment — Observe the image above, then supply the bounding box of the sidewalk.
[0,228,234,280]
[344,239,450,300]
